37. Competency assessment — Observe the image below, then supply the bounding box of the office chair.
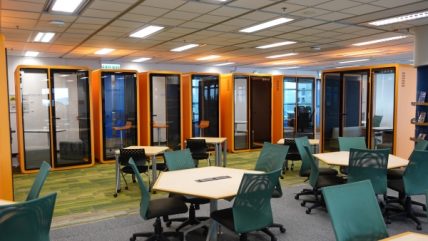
[282,138,300,172]
[186,138,211,166]
[338,136,367,174]
[128,159,188,241]
[118,148,150,191]
[198,120,209,137]
[26,161,51,201]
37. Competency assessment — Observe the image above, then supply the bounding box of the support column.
[0,34,13,200]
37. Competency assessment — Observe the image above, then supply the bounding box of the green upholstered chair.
[26,161,51,201]
[0,193,57,241]
[373,115,383,127]
[347,148,389,195]
[254,142,289,233]
[294,136,338,200]
[338,136,366,151]
[388,140,428,180]
[301,146,344,214]
[208,169,282,241]
[163,149,210,232]
[128,159,188,241]
[387,150,428,230]
[322,180,389,241]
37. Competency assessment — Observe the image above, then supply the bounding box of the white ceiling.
[1,0,427,71]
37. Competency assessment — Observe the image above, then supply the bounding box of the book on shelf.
[418,91,426,103]
[417,133,427,140]
[418,112,426,123]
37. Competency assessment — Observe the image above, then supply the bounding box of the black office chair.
[186,138,211,166]
[283,138,300,172]
[128,159,188,241]
[119,148,150,190]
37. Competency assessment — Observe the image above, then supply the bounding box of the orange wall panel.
[91,70,102,162]
[181,74,192,144]
[220,74,234,151]
[272,75,284,143]
[138,73,151,146]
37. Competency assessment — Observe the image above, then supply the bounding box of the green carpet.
[13,151,308,226]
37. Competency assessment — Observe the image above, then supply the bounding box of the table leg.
[206,200,218,241]
[114,151,120,197]
[222,140,227,167]
[151,154,157,191]
[157,128,161,146]
[214,144,220,166]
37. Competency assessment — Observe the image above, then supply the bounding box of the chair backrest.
[26,161,51,201]
[232,169,281,233]
[408,140,428,160]
[373,115,383,127]
[303,146,319,188]
[283,138,300,159]
[119,148,148,166]
[403,150,428,195]
[0,193,57,241]
[186,138,208,154]
[295,136,312,176]
[199,120,210,129]
[128,159,151,220]
[338,136,366,151]
[347,148,389,194]
[322,180,388,241]
[164,149,195,171]
[254,142,289,172]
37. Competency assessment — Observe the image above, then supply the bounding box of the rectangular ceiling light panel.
[130,25,164,38]
[240,17,294,33]
[369,11,428,26]
[34,32,55,42]
[256,41,296,49]
[51,0,85,13]
[352,36,407,46]
[266,53,298,59]
[171,44,199,52]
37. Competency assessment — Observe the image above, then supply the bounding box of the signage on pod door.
[101,63,121,69]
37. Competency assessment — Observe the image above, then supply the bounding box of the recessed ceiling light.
[130,25,164,38]
[240,17,294,33]
[256,41,296,49]
[266,53,298,59]
[352,36,407,46]
[338,59,369,64]
[278,66,300,70]
[34,32,55,43]
[51,0,84,13]
[197,55,220,61]
[369,11,428,26]
[341,50,382,57]
[49,20,65,25]
[171,44,199,52]
[214,62,234,66]
[132,57,151,63]
[25,51,39,57]
[95,48,115,55]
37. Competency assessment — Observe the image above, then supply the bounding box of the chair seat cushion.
[211,208,235,232]
[387,179,404,194]
[122,165,148,174]
[319,168,338,176]
[146,197,188,219]
[192,153,209,160]
[317,175,344,188]
[286,153,301,161]
[169,194,210,205]
[387,168,404,180]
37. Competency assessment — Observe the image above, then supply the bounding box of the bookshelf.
[414,65,428,141]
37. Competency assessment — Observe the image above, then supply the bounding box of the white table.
[380,232,428,241]
[114,145,169,195]
[277,138,319,153]
[0,199,15,206]
[313,151,408,169]
[190,137,227,167]
[153,166,261,241]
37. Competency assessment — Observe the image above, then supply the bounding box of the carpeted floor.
[50,185,428,241]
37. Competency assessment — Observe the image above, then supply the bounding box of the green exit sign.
[101,63,121,69]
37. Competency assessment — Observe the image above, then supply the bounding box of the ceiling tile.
[262,2,306,14]
[316,0,362,11]
[119,13,156,22]
[193,15,229,24]
[341,4,385,15]
[1,0,44,12]
[180,21,213,29]
[315,22,349,30]
[371,0,422,8]
[315,11,355,21]
[176,1,219,13]
[289,8,330,17]
[241,11,281,21]
[141,0,187,9]
[289,19,326,28]
[87,1,131,12]
[130,6,170,17]
[285,0,332,6]
[208,6,249,17]
[228,0,277,9]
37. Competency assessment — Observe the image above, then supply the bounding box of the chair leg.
[239,233,248,241]
[261,228,277,241]
[295,188,315,200]
[268,223,286,233]
[120,170,129,190]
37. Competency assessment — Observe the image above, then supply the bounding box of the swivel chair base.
[130,217,183,241]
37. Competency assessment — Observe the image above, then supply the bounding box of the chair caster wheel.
[306,209,311,214]
[130,237,135,241]
[386,219,391,224]
[113,193,117,198]
[294,195,299,200]
[166,221,172,227]
[424,206,427,211]
[417,225,422,230]
[301,201,306,207]
[280,227,286,233]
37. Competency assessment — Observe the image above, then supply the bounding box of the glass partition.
[102,72,137,159]
[234,76,249,150]
[250,76,271,149]
[51,69,91,167]
[191,75,219,137]
[322,73,341,152]
[20,68,51,170]
[371,68,395,150]
[150,74,181,149]
[283,77,296,137]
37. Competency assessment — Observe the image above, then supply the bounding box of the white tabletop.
[190,137,227,144]
[153,166,261,200]
[313,151,408,169]
[380,232,428,241]
[276,138,319,145]
[25,129,66,133]
[115,146,169,156]
[0,199,15,206]
[373,127,393,131]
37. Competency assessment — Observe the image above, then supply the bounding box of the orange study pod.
[15,65,95,173]
[321,64,416,159]
[220,73,279,152]
[182,73,220,142]
[139,71,183,149]
[92,69,140,163]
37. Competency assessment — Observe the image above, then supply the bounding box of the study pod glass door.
[283,77,315,138]
[234,76,249,150]
[150,73,181,149]
[370,68,395,151]
[102,72,137,160]
[191,75,219,137]
[250,76,272,149]
[322,70,369,152]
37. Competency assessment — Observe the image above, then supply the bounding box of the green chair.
[26,161,51,201]
[373,115,383,127]
[128,159,188,241]
[163,149,210,232]
[338,136,366,151]
[322,180,389,241]
[208,169,282,241]
[301,146,344,214]
[387,150,428,230]
[388,140,428,180]
[347,148,389,195]
[294,136,338,200]
[0,193,57,241]
[254,142,289,233]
